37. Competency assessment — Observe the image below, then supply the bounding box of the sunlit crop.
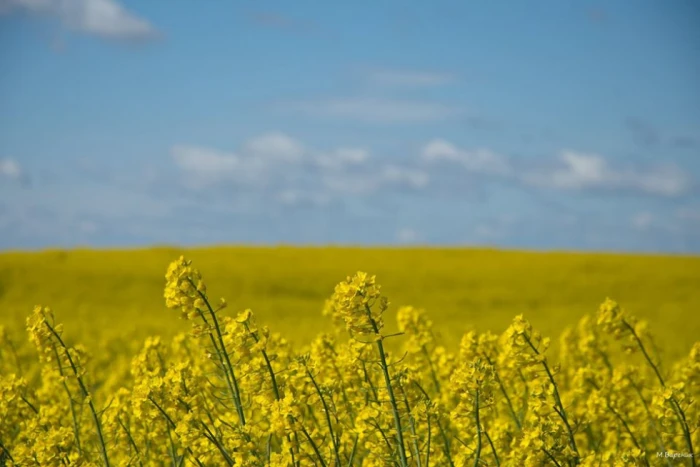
[1,255,698,466]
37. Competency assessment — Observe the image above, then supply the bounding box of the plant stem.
[623,320,695,466]
[45,321,110,467]
[485,356,521,430]
[474,388,482,467]
[366,306,409,467]
[306,366,342,466]
[398,385,422,467]
[194,288,246,427]
[525,335,579,464]
[484,430,500,467]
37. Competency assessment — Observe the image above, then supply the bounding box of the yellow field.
[1,248,699,465]
[1,247,699,357]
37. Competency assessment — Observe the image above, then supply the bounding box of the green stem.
[148,396,205,467]
[398,385,422,467]
[244,323,299,466]
[346,435,359,467]
[0,439,15,465]
[118,417,143,467]
[365,305,409,467]
[45,321,110,467]
[300,425,328,467]
[485,356,521,430]
[413,381,454,467]
[542,448,563,467]
[607,403,648,466]
[306,366,342,466]
[166,425,178,467]
[484,430,500,467]
[425,412,432,467]
[193,288,246,426]
[201,422,234,466]
[421,344,441,394]
[524,335,579,464]
[623,320,695,466]
[631,381,672,467]
[474,388,482,467]
[51,344,83,456]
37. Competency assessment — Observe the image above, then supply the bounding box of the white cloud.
[632,212,654,231]
[171,133,693,220]
[319,161,429,196]
[396,228,420,243]
[243,132,305,162]
[0,158,22,179]
[172,134,312,187]
[172,133,428,201]
[380,165,429,189]
[422,139,460,162]
[0,0,158,41]
[630,166,690,197]
[171,145,241,185]
[421,140,692,198]
[283,98,459,124]
[315,148,369,169]
[523,150,691,197]
[422,139,511,176]
[276,190,331,207]
[172,134,392,202]
[367,69,455,87]
[523,151,608,190]
[320,174,377,196]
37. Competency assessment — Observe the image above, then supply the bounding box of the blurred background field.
[1,246,699,360]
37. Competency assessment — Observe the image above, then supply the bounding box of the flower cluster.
[327,271,389,337]
[164,255,208,320]
[0,257,697,467]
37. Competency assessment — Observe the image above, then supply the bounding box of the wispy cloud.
[315,148,369,170]
[3,134,698,250]
[172,133,311,188]
[0,158,22,180]
[171,132,433,207]
[422,139,693,198]
[275,189,331,208]
[280,98,460,124]
[243,132,305,163]
[171,145,242,185]
[631,211,654,231]
[523,150,691,197]
[396,227,421,244]
[0,0,159,42]
[380,164,429,189]
[422,139,511,176]
[366,69,456,87]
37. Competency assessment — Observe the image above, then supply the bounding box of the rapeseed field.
[0,248,699,465]
[1,247,699,354]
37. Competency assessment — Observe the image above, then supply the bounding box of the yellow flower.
[328,271,389,337]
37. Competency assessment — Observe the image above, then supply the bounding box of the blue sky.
[1,0,699,252]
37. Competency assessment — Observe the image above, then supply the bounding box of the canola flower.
[0,257,697,466]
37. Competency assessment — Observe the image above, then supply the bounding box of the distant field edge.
[0,243,699,258]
